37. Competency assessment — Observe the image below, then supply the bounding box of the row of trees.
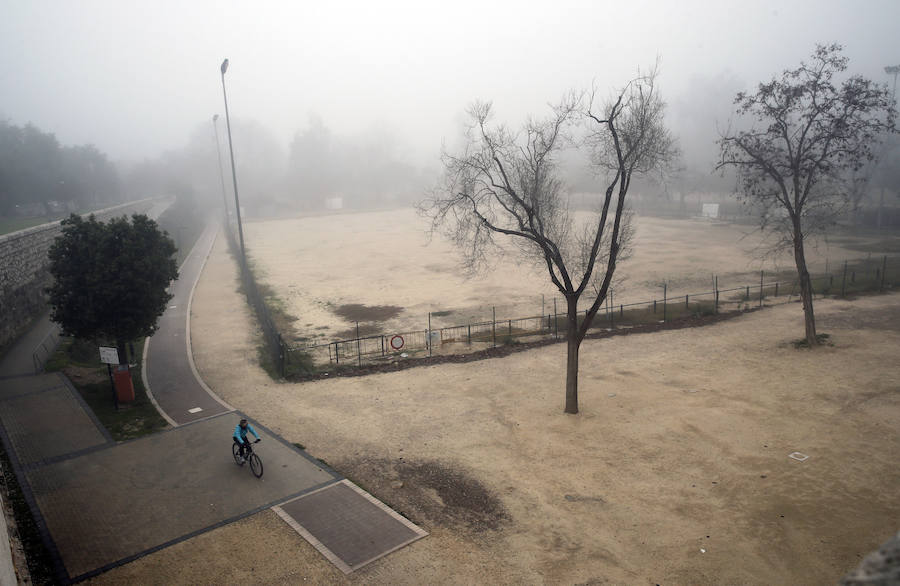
[120,116,434,217]
[0,121,120,216]
[426,44,897,414]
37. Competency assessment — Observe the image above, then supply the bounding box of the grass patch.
[791,333,833,349]
[430,310,453,317]
[292,442,306,450]
[47,337,169,441]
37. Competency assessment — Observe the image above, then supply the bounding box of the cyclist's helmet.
[240,418,248,427]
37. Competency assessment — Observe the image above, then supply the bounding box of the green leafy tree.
[47,213,178,363]
[718,44,896,346]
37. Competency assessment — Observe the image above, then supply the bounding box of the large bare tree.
[423,71,676,414]
[718,44,896,346]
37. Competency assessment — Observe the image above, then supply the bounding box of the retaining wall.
[0,199,161,352]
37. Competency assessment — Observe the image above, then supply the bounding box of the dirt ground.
[91,220,900,585]
[237,209,873,342]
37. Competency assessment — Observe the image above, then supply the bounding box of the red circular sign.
[390,335,404,350]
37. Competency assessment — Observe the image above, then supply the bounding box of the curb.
[0,489,20,586]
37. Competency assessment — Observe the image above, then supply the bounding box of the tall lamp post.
[211,114,229,223]
[220,58,247,267]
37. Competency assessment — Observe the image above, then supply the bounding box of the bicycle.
[232,438,263,478]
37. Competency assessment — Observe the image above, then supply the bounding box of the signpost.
[100,346,119,407]
[99,347,119,365]
[99,346,134,405]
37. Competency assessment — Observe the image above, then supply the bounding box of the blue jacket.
[233,423,260,444]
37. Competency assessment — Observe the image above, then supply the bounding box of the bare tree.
[422,71,675,414]
[717,44,896,346]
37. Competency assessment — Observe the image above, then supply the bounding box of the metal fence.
[222,222,898,378]
[296,254,900,372]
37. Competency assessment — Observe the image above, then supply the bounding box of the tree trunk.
[564,296,581,414]
[792,235,818,346]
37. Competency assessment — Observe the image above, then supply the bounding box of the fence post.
[609,291,613,328]
[663,282,667,323]
[685,294,689,309]
[775,281,778,297]
[842,260,847,297]
[492,306,496,347]
[381,335,385,357]
[356,321,362,367]
[882,255,887,291]
[334,341,339,365]
[508,319,512,337]
[428,313,432,357]
[759,270,764,307]
[467,324,472,345]
[554,298,558,340]
[714,275,719,313]
[653,299,657,313]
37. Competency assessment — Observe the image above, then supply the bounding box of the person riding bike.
[233,418,261,463]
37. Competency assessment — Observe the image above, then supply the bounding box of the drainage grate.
[274,479,427,573]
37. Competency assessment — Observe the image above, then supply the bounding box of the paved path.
[144,222,233,425]
[0,221,344,583]
[0,314,58,380]
[0,220,425,582]
[25,413,336,581]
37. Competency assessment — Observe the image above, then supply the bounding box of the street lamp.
[211,114,229,223]
[220,58,247,268]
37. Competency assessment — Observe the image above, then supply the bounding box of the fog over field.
[3,0,900,215]
[5,2,900,584]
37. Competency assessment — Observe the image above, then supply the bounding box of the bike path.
[0,220,425,582]
[24,412,336,582]
[144,221,234,425]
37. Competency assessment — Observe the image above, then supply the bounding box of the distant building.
[701,203,720,219]
[325,196,343,210]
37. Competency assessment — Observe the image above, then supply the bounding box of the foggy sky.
[2,0,899,167]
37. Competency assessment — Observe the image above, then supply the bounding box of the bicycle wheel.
[232,443,244,465]
[249,453,263,478]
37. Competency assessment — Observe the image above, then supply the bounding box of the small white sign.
[788,452,809,462]
[99,346,119,365]
[188,407,203,414]
[701,203,720,218]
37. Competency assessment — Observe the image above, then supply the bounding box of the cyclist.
[233,418,261,463]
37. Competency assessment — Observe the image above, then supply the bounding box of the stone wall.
[0,198,164,352]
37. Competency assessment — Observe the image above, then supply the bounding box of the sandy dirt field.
[239,209,873,342]
[92,224,900,585]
